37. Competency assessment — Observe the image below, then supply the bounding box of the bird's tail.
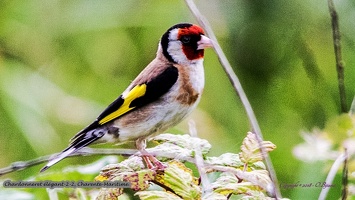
[40,129,105,172]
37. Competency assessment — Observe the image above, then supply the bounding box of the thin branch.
[184,0,281,198]
[0,146,207,176]
[349,96,355,116]
[341,148,348,200]
[318,152,348,200]
[0,148,138,176]
[188,120,212,195]
[328,0,347,112]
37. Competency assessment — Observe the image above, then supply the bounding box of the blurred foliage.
[0,0,354,199]
[293,113,355,200]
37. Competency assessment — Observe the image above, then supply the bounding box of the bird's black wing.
[74,65,179,138]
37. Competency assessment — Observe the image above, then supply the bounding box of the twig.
[341,148,348,200]
[0,148,138,176]
[328,0,347,112]
[318,152,348,200]
[184,0,281,198]
[349,96,355,116]
[0,146,210,176]
[188,120,212,195]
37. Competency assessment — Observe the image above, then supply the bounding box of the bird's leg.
[136,139,166,170]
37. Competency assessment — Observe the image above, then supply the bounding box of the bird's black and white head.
[160,23,213,65]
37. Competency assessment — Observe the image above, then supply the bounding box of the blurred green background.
[0,0,354,199]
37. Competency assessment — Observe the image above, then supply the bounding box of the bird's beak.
[197,35,213,50]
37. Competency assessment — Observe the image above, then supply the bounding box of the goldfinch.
[41,23,213,172]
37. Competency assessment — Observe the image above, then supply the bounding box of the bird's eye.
[180,36,191,44]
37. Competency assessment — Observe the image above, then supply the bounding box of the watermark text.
[280,181,336,190]
[3,180,131,189]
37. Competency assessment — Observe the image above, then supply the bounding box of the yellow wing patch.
[98,84,147,125]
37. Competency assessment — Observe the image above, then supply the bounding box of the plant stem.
[328,0,347,112]
[0,148,138,176]
[341,148,348,200]
[318,152,348,200]
[184,0,281,198]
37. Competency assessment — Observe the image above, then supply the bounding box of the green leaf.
[96,167,156,198]
[249,161,266,170]
[147,142,193,161]
[211,172,257,196]
[202,192,227,200]
[205,153,266,170]
[238,170,273,193]
[239,190,274,200]
[120,169,155,191]
[152,133,212,155]
[155,160,200,200]
[136,191,182,200]
[205,153,244,168]
[96,188,123,200]
[99,156,145,174]
[96,157,155,190]
[239,132,276,164]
